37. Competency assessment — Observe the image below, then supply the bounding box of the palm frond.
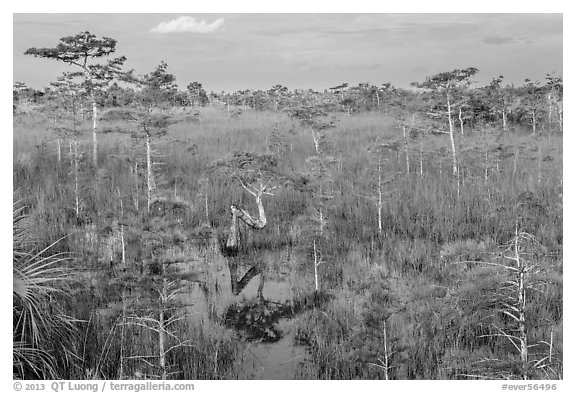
[13,200,77,379]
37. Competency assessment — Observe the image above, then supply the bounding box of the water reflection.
[228,259,263,297]
[223,257,331,341]
[182,236,330,379]
[225,263,284,343]
[221,257,321,379]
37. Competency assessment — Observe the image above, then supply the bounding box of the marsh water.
[179,236,315,379]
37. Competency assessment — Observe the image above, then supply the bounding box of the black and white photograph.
[10,3,565,387]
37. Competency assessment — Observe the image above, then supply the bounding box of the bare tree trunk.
[159,276,167,380]
[548,94,553,133]
[213,347,219,377]
[119,225,126,270]
[205,193,209,225]
[459,107,464,136]
[73,141,80,218]
[312,131,321,155]
[447,95,458,176]
[227,210,240,249]
[555,102,563,133]
[383,320,390,380]
[119,289,126,380]
[92,101,98,167]
[234,195,267,230]
[514,228,528,380]
[377,155,383,234]
[133,161,139,212]
[532,110,537,135]
[484,152,489,185]
[313,240,320,292]
[502,107,508,132]
[146,131,153,214]
[117,187,126,271]
[549,329,554,363]
[548,328,554,364]
[56,139,61,164]
[227,186,269,250]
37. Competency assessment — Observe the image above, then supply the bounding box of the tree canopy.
[25,31,119,67]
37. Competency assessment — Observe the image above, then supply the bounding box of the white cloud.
[150,16,224,34]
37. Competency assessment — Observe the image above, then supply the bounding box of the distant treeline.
[14,70,562,134]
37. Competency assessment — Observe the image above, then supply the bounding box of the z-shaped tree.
[209,152,288,255]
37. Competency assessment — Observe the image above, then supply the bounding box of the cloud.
[482,35,515,45]
[150,16,224,34]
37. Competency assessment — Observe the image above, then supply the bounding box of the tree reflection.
[223,257,330,343]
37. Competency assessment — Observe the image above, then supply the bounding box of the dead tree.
[209,152,286,255]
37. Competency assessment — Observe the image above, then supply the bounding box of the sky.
[13,13,563,93]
